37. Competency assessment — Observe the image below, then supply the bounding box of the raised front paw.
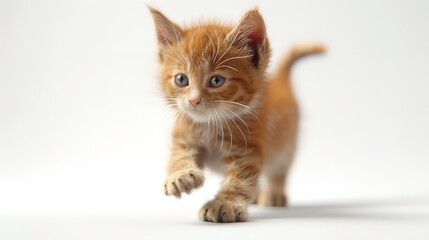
[199,200,248,223]
[163,168,204,198]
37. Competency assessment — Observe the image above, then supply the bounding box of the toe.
[199,200,248,223]
[165,181,181,198]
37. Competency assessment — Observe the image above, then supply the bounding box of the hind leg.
[257,171,288,207]
[257,148,294,207]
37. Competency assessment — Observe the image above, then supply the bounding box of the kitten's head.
[149,7,271,123]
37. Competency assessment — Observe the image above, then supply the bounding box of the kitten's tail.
[275,44,325,83]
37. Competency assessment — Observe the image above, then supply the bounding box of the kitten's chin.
[184,110,212,123]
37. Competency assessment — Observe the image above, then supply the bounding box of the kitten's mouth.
[178,101,242,123]
[175,100,212,123]
[183,107,212,123]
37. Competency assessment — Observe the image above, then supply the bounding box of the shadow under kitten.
[250,195,429,221]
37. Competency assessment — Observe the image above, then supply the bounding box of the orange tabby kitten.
[149,7,324,222]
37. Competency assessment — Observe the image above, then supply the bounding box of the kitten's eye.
[175,74,189,87]
[208,76,225,88]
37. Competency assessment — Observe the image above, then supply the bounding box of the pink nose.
[188,99,201,107]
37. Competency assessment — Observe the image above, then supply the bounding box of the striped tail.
[275,44,325,83]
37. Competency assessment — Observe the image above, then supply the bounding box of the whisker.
[204,30,216,64]
[160,30,186,65]
[213,31,221,65]
[207,109,211,133]
[146,105,175,129]
[170,24,183,49]
[212,108,219,147]
[214,100,262,125]
[161,65,182,70]
[219,105,250,138]
[159,52,184,65]
[214,27,240,66]
[162,99,179,108]
[216,54,252,67]
[219,107,248,154]
[216,107,233,155]
[213,108,225,152]
[189,34,195,66]
[216,65,239,72]
[177,110,186,139]
[201,56,210,66]
[160,106,177,119]
[213,100,255,112]
[156,100,178,115]
[170,23,189,66]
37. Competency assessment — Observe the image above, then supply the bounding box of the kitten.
[149,7,324,223]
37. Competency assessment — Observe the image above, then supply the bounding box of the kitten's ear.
[148,6,183,48]
[226,9,268,67]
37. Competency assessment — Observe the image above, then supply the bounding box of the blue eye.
[175,74,189,87]
[209,76,225,88]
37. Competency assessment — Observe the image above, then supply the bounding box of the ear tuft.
[226,9,267,67]
[148,6,183,48]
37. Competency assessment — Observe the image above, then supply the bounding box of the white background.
[1,0,429,239]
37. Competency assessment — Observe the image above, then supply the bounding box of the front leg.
[199,155,261,222]
[164,140,205,198]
